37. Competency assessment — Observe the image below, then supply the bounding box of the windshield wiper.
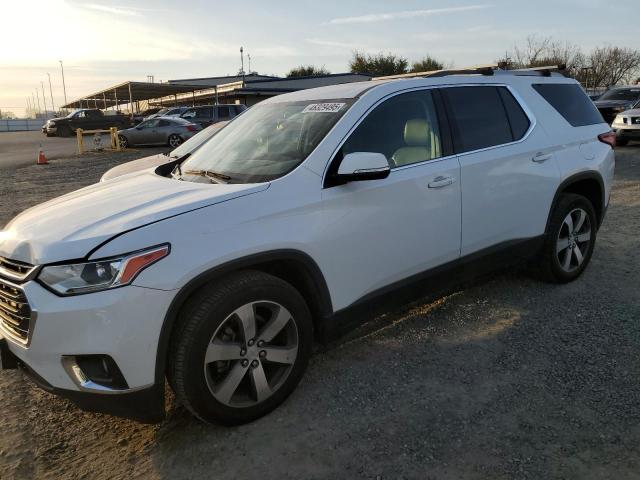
[182,169,232,184]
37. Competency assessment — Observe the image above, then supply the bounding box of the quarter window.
[532,83,604,127]
[342,90,443,168]
[443,86,517,153]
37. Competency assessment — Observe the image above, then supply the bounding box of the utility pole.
[240,46,245,85]
[41,81,48,118]
[35,89,41,115]
[47,72,55,114]
[59,60,68,107]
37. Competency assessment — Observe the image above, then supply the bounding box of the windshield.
[176,99,353,184]
[169,122,229,158]
[598,88,640,102]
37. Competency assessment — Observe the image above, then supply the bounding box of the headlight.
[48,121,56,126]
[38,244,169,295]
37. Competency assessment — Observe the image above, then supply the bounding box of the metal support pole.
[174,94,177,107]
[114,88,118,112]
[215,86,219,105]
[128,83,133,113]
[192,91,195,106]
[103,92,107,110]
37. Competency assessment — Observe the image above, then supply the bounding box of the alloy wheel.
[169,135,182,148]
[203,301,299,407]
[556,208,592,273]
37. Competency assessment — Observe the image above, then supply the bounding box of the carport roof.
[61,81,204,109]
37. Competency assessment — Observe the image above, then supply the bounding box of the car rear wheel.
[118,135,129,148]
[168,270,313,425]
[168,134,183,148]
[537,193,597,283]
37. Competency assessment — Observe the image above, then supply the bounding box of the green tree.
[349,51,408,77]
[410,56,444,73]
[286,65,330,78]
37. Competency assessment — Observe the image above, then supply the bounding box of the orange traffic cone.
[37,146,48,165]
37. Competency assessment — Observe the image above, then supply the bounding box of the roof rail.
[374,64,498,81]
[508,65,567,77]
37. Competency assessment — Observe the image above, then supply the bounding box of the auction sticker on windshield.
[302,103,346,113]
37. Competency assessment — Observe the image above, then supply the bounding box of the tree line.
[286,36,640,88]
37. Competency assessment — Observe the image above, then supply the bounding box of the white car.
[0,68,615,425]
[611,107,640,146]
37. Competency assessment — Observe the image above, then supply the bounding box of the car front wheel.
[169,270,313,425]
[538,193,597,283]
[118,135,129,148]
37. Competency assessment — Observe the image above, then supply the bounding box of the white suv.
[0,68,615,425]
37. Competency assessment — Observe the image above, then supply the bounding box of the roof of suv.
[267,70,573,104]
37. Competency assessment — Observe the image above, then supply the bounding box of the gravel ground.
[0,147,639,480]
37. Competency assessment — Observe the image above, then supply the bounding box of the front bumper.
[0,280,176,422]
[45,126,57,134]
[613,126,640,139]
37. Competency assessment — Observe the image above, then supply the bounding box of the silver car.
[118,116,202,148]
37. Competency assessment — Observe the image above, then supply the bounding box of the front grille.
[0,257,35,281]
[0,278,32,342]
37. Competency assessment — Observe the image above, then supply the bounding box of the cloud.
[305,38,359,49]
[327,5,492,25]
[84,4,142,16]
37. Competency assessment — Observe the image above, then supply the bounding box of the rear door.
[320,88,462,307]
[442,85,559,256]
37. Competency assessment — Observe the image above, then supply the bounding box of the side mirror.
[336,152,390,181]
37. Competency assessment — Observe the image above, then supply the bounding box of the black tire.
[168,134,183,148]
[537,193,597,283]
[616,138,629,147]
[168,270,313,425]
[118,135,129,149]
[57,125,72,137]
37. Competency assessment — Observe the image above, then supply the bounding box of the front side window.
[182,109,196,119]
[177,99,353,183]
[443,86,514,153]
[342,90,442,167]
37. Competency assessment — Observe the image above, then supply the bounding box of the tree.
[286,65,330,78]
[349,51,408,77]
[410,56,444,73]
[586,46,640,87]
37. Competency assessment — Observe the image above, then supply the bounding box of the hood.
[594,99,635,109]
[100,154,168,182]
[618,107,640,116]
[47,116,67,123]
[0,170,269,265]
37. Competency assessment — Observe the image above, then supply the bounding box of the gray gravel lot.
[0,147,639,480]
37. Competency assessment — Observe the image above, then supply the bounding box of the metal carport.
[61,81,206,112]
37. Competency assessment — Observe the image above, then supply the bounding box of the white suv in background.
[0,68,615,425]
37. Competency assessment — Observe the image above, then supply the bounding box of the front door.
[319,89,462,310]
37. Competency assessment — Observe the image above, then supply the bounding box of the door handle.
[428,175,454,188]
[532,152,552,163]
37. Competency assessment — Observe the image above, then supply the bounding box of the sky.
[1,0,637,117]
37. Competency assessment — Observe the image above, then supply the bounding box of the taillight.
[598,131,616,148]
[186,124,198,132]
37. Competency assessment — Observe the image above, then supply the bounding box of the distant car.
[117,116,202,148]
[593,86,640,124]
[145,107,189,121]
[611,106,640,146]
[180,104,247,128]
[44,109,131,137]
[101,121,229,181]
[132,108,162,125]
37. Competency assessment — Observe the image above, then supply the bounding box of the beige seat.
[392,119,439,167]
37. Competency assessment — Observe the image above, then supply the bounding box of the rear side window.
[498,88,530,140]
[532,84,604,127]
[443,86,517,153]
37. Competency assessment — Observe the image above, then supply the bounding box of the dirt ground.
[0,147,639,480]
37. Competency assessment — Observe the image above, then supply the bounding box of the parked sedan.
[145,106,189,121]
[118,116,201,148]
[180,104,246,128]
